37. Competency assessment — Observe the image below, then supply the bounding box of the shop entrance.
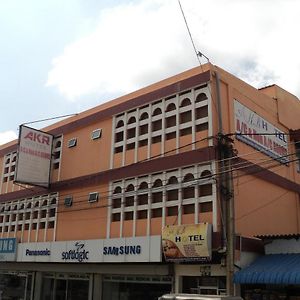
[182,276,226,295]
[102,275,172,300]
[0,272,33,300]
[41,273,90,300]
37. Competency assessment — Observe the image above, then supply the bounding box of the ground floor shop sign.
[17,235,161,263]
[0,238,17,261]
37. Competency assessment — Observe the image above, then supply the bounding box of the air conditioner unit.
[64,196,73,207]
[88,192,99,203]
[68,138,77,148]
[91,129,102,140]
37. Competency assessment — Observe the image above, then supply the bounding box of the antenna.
[22,113,78,126]
[177,0,210,68]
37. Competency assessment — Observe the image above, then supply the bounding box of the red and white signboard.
[15,125,53,187]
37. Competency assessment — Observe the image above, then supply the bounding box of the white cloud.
[46,0,300,101]
[0,131,17,146]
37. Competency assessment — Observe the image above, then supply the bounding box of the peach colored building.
[0,64,299,299]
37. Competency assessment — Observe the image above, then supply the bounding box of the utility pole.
[218,133,235,296]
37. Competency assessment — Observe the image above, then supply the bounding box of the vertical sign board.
[162,223,212,262]
[15,125,53,188]
[234,100,288,164]
[0,238,17,261]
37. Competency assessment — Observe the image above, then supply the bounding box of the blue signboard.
[0,238,17,261]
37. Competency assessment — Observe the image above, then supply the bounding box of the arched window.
[126,184,135,192]
[180,98,191,107]
[152,108,162,116]
[138,182,148,205]
[55,141,61,148]
[182,173,195,199]
[199,170,213,196]
[139,182,148,190]
[140,112,149,120]
[152,179,163,203]
[127,117,136,124]
[195,93,208,103]
[50,198,57,205]
[116,120,124,128]
[167,176,178,201]
[167,176,178,185]
[153,179,163,188]
[113,186,122,194]
[183,173,194,182]
[201,170,212,179]
[166,103,176,112]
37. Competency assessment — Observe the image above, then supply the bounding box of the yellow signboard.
[162,223,212,262]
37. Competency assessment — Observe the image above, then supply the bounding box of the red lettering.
[24,131,50,145]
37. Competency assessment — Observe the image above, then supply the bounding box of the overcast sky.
[1,0,299,145]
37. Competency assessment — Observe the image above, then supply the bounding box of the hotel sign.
[234,100,288,164]
[162,224,212,262]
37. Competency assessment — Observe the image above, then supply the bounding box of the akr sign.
[15,125,53,188]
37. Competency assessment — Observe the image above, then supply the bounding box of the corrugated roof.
[255,234,300,240]
[234,254,300,284]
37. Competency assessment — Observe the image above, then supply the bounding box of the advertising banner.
[162,223,212,262]
[15,125,53,188]
[234,100,288,164]
[0,238,17,261]
[17,236,162,263]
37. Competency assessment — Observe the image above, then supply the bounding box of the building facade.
[0,64,299,300]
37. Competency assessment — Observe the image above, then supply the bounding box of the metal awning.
[234,254,300,284]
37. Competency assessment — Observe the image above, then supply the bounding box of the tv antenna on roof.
[177,0,210,67]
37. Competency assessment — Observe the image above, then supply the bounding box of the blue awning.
[234,254,300,284]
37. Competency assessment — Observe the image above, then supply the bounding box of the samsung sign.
[103,245,141,256]
[0,238,17,261]
[17,236,161,263]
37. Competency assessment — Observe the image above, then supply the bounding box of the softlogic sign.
[162,224,212,262]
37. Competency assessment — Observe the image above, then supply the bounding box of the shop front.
[234,254,300,300]
[0,236,172,300]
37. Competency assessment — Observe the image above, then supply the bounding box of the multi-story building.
[0,63,299,300]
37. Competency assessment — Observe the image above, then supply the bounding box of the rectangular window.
[68,138,77,148]
[152,120,162,132]
[167,206,178,216]
[88,192,99,203]
[64,196,73,207]
[166,116,176,128]
[199,202,213,213]
[91,128,102,140]
[196,123,208,132]
[137,210,147,219]
[151,208,162,218]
